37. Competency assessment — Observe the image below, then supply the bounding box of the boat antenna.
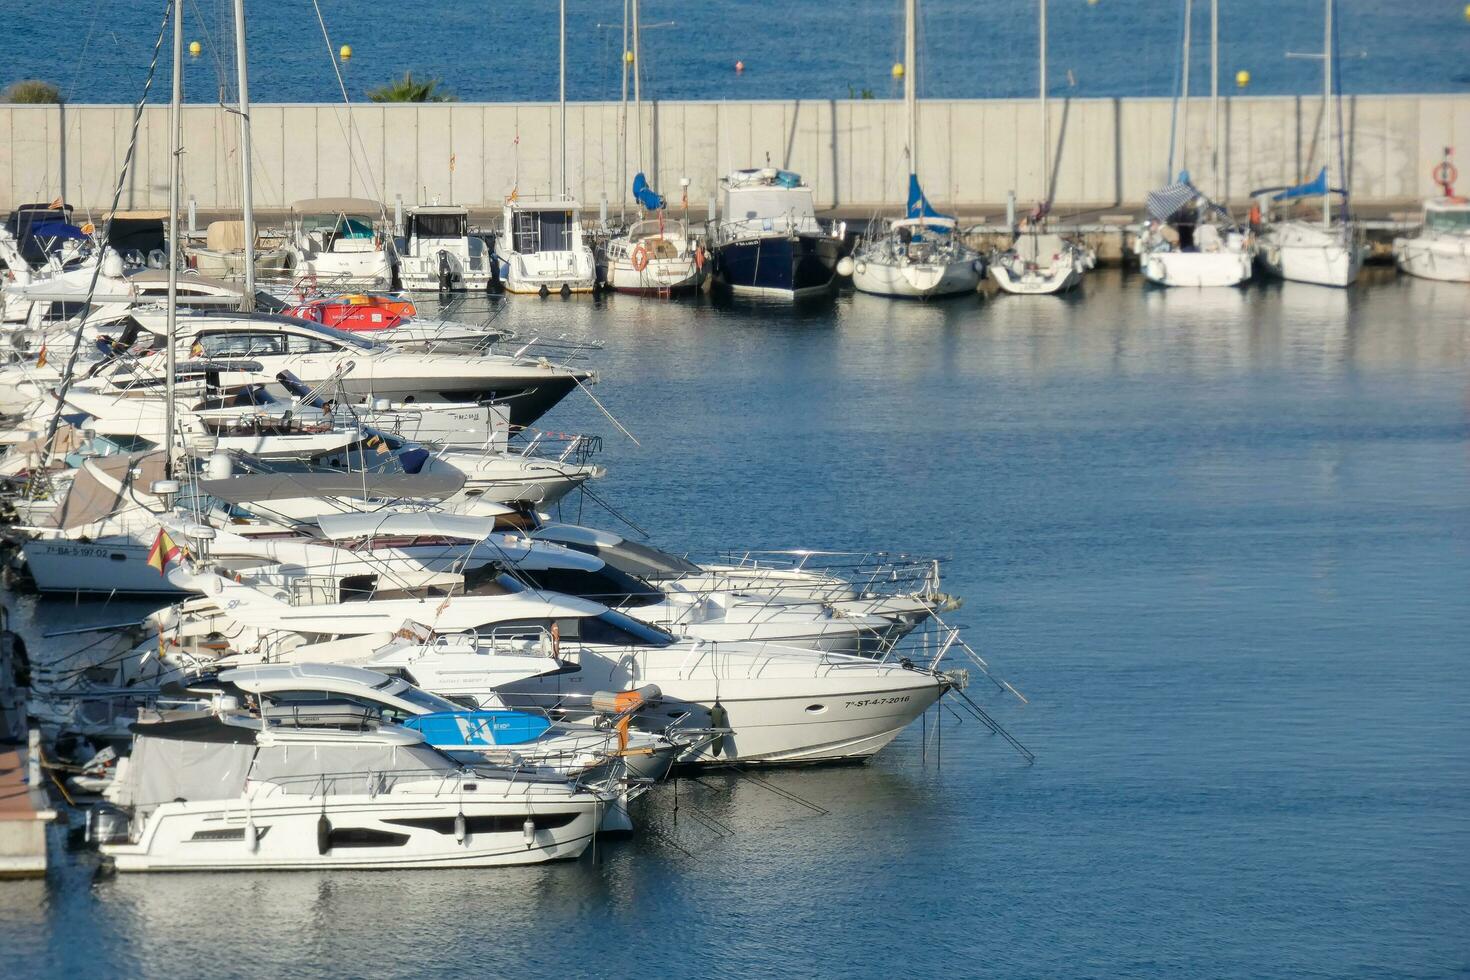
[165,0,184,479]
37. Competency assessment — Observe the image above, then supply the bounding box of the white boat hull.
[1257,222,1362,287]
[502,249,597,294]
[1141,249,1254,287]
[990,261,1084,295]
[1393,235,1470,283]
[22,539,184,595]
[607,258,707,295]
[102,794,601,871]
[851,257,980,298]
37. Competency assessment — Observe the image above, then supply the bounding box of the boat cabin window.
[410,212,468,239]
[560,610,675,648]
[558,538,701,581]
[286,333,340,354]
[514,565,663,608]
[1427,208,1470,233]
[512,209,573,254]
[194,331,287,357]
[391,685,462,714]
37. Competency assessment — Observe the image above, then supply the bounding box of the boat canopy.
[199,469,466,504]
[290,197,384,216]
[1146,181,1198,222]
[314,510,512,541]
[905,175,955,230]
[632,172,665,211]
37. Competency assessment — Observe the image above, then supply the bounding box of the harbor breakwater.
[1,94,1467,216]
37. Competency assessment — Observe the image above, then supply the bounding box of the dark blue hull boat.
[712,234,841,299]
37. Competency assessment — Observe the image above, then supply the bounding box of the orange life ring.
[694,244,706,270]
[631,243,650,271]
[1432,161,1458,189]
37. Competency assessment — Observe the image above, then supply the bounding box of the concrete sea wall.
[1,95,1467,215]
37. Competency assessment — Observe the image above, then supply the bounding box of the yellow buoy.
[1235,69,1250,88]
[188,40,201,57]
[892,62,905,79]
[1465,3,1470,21]
[339,44,352,61]
[624,50,634,64]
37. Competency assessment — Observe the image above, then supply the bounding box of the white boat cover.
[200,470,466,504]
[314,510,511,541]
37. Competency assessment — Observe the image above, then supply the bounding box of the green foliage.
[2,80,62,104]
[366,71,458,103]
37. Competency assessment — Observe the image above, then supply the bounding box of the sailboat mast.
[1179,0,1191,178]
[233,0,255,311]
[165,0,183,477]
[618,0,628,219]
[1210,0,1219,200]
[559,0,567,199]
[1323,0,1332,228]
[1039,0,1048,208]
[905,0,917,178]
[633,0,643,178]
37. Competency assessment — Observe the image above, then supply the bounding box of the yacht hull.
[1141,249,1254,287]
[21,539,186,595]
[102,796,601,871]
[1393,236,1470,283]
[607,258,707,295]
[990,261,1084,295]
[852,257,980,298]
[712,235,840,299]
[1258,223,1362,287]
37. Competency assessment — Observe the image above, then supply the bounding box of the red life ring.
[1432,161,1458,190]
[631,244,650,271]
[694,244,706,270]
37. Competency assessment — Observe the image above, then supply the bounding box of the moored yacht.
[284,198,397,290]
[708,168,843,300]
[395,205,497,291]
[498,198,597,295]
[98,714,607,871]
[1393,155,1470,283]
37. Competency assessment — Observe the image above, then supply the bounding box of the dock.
[0,731,57,878]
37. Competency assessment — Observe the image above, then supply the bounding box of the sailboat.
[990,0,1094,295]
[847,0,981,299]
[603,0,707,296]
[1134,0,1255,288]
[498,0,597,295]
[1253,0,1362,288]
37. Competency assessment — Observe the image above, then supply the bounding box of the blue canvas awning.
[1272,167,1328,201]
[632,172,664,211]
[905,175,954,230]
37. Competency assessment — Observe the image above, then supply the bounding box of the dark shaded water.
[9,0,1470,104]
[2,269,1469,977]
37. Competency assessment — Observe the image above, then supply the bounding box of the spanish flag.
[366,434,389,456]
[146,528,181,576]
[36,344,47,368]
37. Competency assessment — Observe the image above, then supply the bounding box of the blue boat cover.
[1273,167,1328,201]
[632,172,665,211]
[26,220,87,242]
[906,175,954,228]
[403,710,552,747]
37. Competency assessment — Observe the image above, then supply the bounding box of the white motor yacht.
[497,198,597,295]
[284,198,397,290]
[1394,193,1470,283]
[152,577,951,767]
[98,714,606,871]
[395,205,496,291]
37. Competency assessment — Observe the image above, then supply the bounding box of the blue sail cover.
[906,175,953,228]
[1273,167,1328,201]
[632,172,665,211]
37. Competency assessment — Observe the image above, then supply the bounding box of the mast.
[904,0,917,178]
[618,0,628,219]
[633,0,643,178]
[232,0,255,310]
[165,0,183,477]
[1179,0,1191,178]
[1210,0,1219,200]
[559,0,567,199]
[1039,0,1048,207]
[1322,0,1332,228]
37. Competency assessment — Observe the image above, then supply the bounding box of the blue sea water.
[0,269,1468,977]
[6,0,1470,105]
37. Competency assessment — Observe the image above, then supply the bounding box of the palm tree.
[2,80,62,104]
[366,71,457,103]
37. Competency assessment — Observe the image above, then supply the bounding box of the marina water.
[2,269,1467,975]
[12,0,1470,103]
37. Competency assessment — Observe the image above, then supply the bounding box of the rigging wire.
[42,0,176,464]
[308,0,381,198]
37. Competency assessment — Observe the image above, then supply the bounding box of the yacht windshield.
[391,685,462,714]
[561,538,701,581]
[572,609,676,647]
[1427,209,1470,233]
